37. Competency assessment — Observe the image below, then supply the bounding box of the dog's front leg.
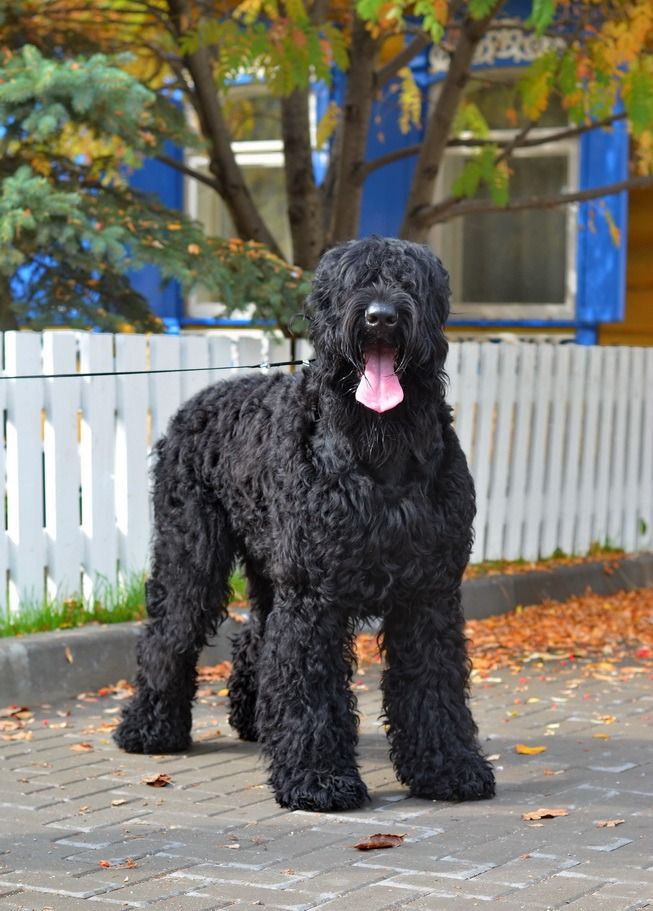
[255,599,369,811]
[381,593,495,802]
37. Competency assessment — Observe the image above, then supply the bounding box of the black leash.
[0,359,313,381]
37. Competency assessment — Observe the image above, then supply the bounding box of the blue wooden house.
[131,6,643,345]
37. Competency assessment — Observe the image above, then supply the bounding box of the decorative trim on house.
[429,22,565,74]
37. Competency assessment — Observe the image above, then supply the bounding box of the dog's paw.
[273,770,370,812]
[407,753,496,802]
[227,707,259,742]
[113,710,191,755]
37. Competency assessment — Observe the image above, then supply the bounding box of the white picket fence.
[1,331,652,613]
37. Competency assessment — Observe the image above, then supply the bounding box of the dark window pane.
[463,79,567,129]
[441,155,568,305]
[223,94,283,142]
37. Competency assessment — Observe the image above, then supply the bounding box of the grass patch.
[0,568,249,638]
[464,543,626,580]
[0,575,147,638]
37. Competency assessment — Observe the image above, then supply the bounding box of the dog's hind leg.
[114,446,235,755]
[227,567,272,741]
[255,597,369,811]
[381,592,495,802]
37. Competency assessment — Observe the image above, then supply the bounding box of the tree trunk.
[281,89,324,269]
[400,3,504,242]
[327,17,377,245]
[0,275,18,330]
[167,0,284,258]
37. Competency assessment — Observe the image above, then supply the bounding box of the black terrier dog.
[114,235,495,811]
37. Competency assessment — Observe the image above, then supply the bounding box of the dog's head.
[306,236,450,413]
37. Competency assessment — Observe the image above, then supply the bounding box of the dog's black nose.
[365,301,398,328]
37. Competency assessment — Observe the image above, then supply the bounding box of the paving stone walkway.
[0,653,652,911]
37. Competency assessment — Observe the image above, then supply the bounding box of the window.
[185,87,298,318]
[430,77,578,319]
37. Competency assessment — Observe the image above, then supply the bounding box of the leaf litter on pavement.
[5,583,648,866]
[355,587,653,677]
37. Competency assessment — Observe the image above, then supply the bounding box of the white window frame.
[184,87,318,318]
[431,133,579,320]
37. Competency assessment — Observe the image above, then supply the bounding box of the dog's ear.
[415,245,451,328]
[305,242,351,318]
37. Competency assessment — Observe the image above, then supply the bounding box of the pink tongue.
[355,348,404,413]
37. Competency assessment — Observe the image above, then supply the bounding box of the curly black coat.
[114,235,496,811]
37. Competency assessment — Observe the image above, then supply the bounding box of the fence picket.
[485,344,517,560]
[559,346,587,554]
[208,335,235,376]
[540,345,570,558]
[180,335,210,401]
[446,343,461,422]
[622,347,645,552]
[638,349,653,551]
[296,339,315,364]
[523,344,553,561]
[575,346,602,554]
[79,332,117,598]
[237,336,264,373]
[43,332,81,599]
[149,335,182,443]
[115,335,149,578]
[505,345,536,560]
[0,334,6,612]
[456,343,479,468]
[5,332,45,610]
[592,347,617,548]
[470,343,499,562]
[607,348,631,548]
[268,337,292,371]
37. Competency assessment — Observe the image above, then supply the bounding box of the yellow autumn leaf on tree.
[316,101,340,149]
[398,66,421,134]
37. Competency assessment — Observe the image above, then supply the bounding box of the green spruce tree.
[0,44,310,332]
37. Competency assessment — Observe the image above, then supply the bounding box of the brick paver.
[1,654,652,910]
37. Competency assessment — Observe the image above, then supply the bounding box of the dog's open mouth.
[355,344,404,414]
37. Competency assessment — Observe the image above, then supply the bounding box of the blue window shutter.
[128,142,184,328]
[576,118,628,326]
[358,50,428,237]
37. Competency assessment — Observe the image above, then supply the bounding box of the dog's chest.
[304,474,440,611]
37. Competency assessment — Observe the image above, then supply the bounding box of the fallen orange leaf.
[515,744,548,755]
[70,742,93,752]
[141,773,172,788]
[595,819,625,828]
[353,833,405,850]
[522,808,569,821]
[197,661,232,682]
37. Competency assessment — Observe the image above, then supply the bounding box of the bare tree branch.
[358,112,628,182]
[416,174,653,227]
[156,153,221,191]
